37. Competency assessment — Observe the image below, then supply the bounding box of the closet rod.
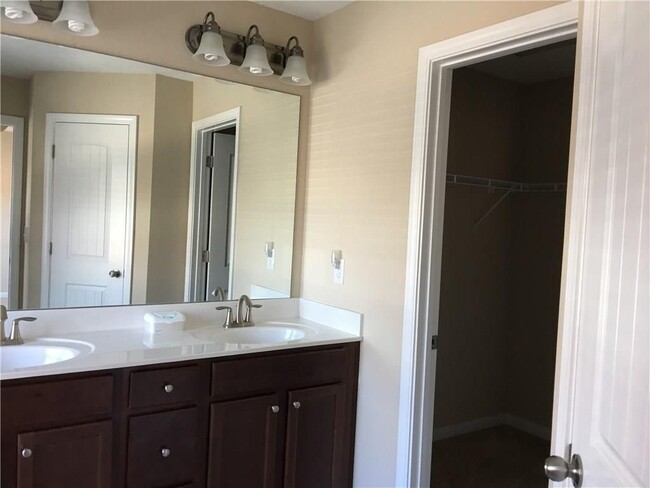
[446,173,567,193]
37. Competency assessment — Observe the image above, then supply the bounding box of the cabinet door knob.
[21,448,32,458]
[161,447,171,458]
[293,401,301,409]
[271,405,280,413]
[164,383,174,393]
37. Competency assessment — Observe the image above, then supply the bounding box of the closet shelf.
[445,173,567,226]
[446,173,567,193]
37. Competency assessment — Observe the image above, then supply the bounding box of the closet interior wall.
[433,67,573,438]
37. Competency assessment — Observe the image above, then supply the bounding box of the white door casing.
[396,3,579,486]
[42,114,136,308]
[551,1,649,486]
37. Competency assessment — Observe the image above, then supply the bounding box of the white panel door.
[206,132,235,301]
[48,122,131,308]
[552,1,649,486]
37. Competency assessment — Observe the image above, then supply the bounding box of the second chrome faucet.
[216,295,262,328]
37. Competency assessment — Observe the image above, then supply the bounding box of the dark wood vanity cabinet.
[1,342,360,488]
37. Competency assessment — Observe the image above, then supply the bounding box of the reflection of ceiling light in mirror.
[52,0,99,37]
[0,0,37,24]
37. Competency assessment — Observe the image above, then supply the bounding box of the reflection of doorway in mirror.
[185,109,240,303]
[42,114,137,308]
[0,115,24,309]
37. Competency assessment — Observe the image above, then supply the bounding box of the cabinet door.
[284,384,347,488]
[207,394,280,488]
[126,407,199,487]
[17,421,112,488]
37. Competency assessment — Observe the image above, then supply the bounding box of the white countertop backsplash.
[0,298,363,381]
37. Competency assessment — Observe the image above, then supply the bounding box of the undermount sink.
[1,338,94,371]
[192,323,316,345]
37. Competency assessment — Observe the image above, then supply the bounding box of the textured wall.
[307,2,561,485]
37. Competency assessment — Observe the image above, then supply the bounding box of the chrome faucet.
[1,306,37,346]
[216,295,262,328]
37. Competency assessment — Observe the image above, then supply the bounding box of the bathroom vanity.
[0,300,362,488]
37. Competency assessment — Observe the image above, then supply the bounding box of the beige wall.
[192,78,299,298]
[1,130,13,297]
[147,75,193,303]
[25,72,156,307]
[307,2,563,485]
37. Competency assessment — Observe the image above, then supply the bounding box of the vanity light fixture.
[0,0,38,24]
[185,12,311,83]
[52,0,98,36]
[191,11,230,67]
[2,0,99,35]
[240,25,273,76]
[280,36,312,86]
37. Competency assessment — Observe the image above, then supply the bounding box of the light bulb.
[4,7,23,19]
[67,19,86,32]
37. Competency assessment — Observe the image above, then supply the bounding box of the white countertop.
[0,298,363,381]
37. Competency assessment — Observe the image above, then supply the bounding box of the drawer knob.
[163,383,174,393]
[293,401,301,409]
[161,447,171,458]
[21,448,32,458]
[271,405,279,414]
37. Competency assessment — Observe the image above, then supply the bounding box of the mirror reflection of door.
[0,115,24,310]
[43,114,136,308]
[204,129,236,301]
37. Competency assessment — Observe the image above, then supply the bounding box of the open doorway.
[430,39,576,487]
[185,109,240,303]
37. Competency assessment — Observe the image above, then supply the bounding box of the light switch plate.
[267,250,275,270]
[333,259,345,285]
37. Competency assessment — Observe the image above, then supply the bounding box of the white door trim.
[41,113,137,308]
[184,107,241,302]
[1,114,24,309]
[396,3,580,486]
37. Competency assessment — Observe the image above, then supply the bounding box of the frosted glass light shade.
[53,0,98,36]
[280,55,312,86]
[240,44,273,76]
[193,31,230,67]
[1,0,37,24]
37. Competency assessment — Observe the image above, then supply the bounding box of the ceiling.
[0,35,200,81]
[251,1,354,20]
[468,39,577,84]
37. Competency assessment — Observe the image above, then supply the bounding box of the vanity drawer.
[128,364,201,409]
[1,375,113,426]
[126,407,200,487]
[211,346,349,398]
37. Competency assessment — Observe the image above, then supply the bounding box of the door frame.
[396,3,583,486]
[1,114,25,309]
[184,108,241,302]
[41,113,137,308]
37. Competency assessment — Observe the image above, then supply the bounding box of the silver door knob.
[21,448,32,458]
[292,401,301,409]
[108,269,122,278]
[271,405,279,413]
[161,448,171,458]
[545,454,583,487]
[163,383,174,393]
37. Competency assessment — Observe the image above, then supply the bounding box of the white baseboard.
[433,413,551,442]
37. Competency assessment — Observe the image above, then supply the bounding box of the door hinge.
[205,155,215,169]
[431,335,438,350]
[51,145,55,159]
[48,242,53,255]
[201,250,210,263]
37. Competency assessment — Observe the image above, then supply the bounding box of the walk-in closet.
[430,40,576,487]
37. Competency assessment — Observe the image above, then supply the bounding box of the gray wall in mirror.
[0,35,300,311]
